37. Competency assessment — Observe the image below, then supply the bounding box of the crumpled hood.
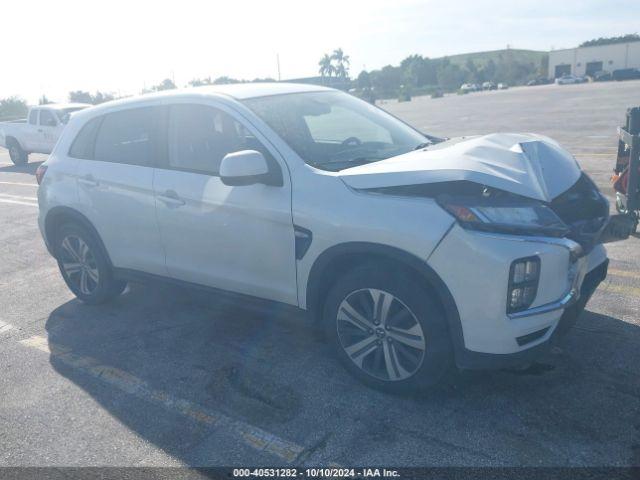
[338,133,582,202]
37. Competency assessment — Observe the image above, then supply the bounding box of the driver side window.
[39,110,58,127]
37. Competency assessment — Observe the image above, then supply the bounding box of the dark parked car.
[612,68,640,81]
[527,77,551,86]
[591,70,612,82]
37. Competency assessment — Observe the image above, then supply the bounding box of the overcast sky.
[2,0,638,103]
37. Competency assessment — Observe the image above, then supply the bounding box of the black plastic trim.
[113,267,302,316]
[516,327,550,347]
[293,226,313,260]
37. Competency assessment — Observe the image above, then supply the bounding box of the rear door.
[153,102,297,304]
[74,106,167,276]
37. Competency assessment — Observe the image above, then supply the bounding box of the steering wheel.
[341,136,362,147]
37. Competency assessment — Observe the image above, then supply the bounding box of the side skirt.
[113,268,307,320]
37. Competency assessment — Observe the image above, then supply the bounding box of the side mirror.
[219,150,282,187]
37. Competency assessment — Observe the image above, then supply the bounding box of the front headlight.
[437,193,569,237]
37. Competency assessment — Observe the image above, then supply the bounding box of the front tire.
[8,141,28,165]
[323,264,453,393]
[55,223,127,304]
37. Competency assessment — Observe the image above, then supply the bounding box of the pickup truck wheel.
[8,141,28,165]
[55,223,127,305]
[323,264,453,393]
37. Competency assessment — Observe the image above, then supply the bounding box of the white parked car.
[555,75,587,85]
[37,84,610,392]
[0,103,90,165]
[460,83,480,93]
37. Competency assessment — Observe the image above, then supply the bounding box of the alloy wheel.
[59,235,100,295]
[336,288,426,381]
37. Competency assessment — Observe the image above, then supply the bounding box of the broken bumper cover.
[428,225,608,369]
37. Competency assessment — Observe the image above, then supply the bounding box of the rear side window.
[28,110,38,125]
[94,107,162,167]
[69,117,102,159]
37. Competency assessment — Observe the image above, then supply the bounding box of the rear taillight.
[36,165,48,185]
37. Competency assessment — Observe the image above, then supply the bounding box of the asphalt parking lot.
[1,80,639,468]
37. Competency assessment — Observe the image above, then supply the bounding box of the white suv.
[37,83,610,392]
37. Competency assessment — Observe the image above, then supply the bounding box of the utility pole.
[277,54,281,82]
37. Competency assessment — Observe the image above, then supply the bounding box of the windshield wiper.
[315,156,385,167]
[414,142,431,150]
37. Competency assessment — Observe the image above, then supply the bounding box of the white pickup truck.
[0,103,90,165]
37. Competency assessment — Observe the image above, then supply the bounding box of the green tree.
[69,90,94,104]
[356,70,371,89]
[331,48,350,79]
[401,55,437,87]
[436,61,465,90]
[69,90,115,104]
[0,97,28,120]
[213,76,241,85]
[580,33,640,47]
[150,78,177,91]
[189,77,214,86]
[372,65,403,96]
[318,53,334,80]
[92,91,115,104]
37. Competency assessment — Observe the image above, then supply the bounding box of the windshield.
[243,91,428,171]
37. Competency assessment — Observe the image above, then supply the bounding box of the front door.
[37,109,62,153]
[153,102,297,305]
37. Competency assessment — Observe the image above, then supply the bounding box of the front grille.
[549,174,609,251]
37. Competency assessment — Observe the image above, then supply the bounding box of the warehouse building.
[548,41,640,79]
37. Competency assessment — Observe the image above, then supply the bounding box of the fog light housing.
[507,256,540,313]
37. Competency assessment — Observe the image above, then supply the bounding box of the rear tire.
[323,264,453,393]
[54,223,127,304]
[7,140,28,165]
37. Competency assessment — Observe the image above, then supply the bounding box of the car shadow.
[43,281,640,466]
[0,160,44,175]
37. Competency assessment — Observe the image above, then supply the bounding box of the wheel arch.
[44,206,113,268]
[305,242,464,355]
[5,135,25,151]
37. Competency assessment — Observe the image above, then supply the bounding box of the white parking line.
[19,335,306,462]
[0,181,38,187]
[0,193,38,201]
[0,198,38,207]
[0,321,15,335]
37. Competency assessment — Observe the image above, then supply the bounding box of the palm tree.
[332,48,350,79]
[318,54,334,80]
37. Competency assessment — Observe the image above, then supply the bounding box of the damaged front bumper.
[427,225,608,370]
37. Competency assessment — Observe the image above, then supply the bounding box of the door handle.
[157,189,185,206]
[78,175,99,188]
